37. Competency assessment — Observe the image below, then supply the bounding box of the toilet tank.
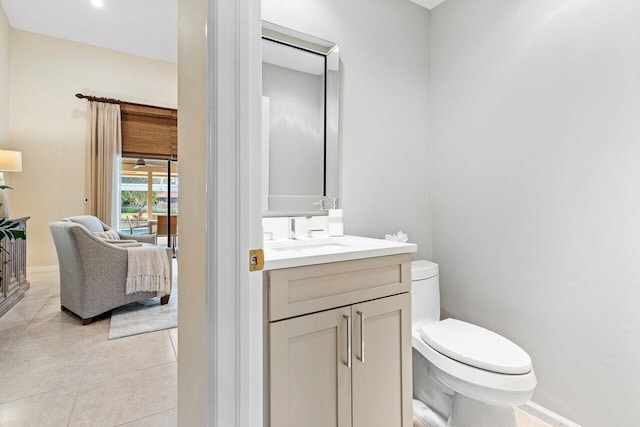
[411,260,440,327]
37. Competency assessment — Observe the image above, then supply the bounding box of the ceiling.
[0,0,177,63]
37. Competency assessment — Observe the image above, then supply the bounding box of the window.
[120,158,179,250]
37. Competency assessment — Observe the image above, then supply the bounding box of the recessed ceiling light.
[91,0,104,8]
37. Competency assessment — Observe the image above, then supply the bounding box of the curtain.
[89,101,122,229]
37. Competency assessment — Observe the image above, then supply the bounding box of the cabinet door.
[351,293,412,427]
[270,306,352,427]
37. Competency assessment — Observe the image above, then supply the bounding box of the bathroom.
[178,0,640,426]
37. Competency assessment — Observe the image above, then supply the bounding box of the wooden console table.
[0,217,29,317]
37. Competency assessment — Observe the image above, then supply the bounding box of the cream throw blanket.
[126,247,171,297]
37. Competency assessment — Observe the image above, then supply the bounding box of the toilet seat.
[419,319,532,375]
[412,333,537,407]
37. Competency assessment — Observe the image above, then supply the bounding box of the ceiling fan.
[132,159,166,169]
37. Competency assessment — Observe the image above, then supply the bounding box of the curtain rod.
[75,93,177,112]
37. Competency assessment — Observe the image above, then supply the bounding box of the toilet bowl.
[411,260,536,427]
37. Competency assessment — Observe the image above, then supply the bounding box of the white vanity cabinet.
[265,253,413,427]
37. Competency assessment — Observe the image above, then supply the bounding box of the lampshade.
[0,150,23,172]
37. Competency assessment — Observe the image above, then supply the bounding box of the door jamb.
[205,0,263,425]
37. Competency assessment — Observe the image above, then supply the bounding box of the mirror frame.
[262,21,340,217]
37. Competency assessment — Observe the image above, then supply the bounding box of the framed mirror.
[261,21,339,217]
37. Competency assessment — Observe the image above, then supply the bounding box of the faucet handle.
[313,199,327,210]
[307,228,324,238]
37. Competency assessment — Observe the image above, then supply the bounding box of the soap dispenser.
[328,198,344,237]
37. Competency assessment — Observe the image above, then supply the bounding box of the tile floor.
[0,270,177,427]
[1,269,551,427]
[515,409,553,427]
[412,410,551,427]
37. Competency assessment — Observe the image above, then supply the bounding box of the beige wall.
[262,0,432,260]
[176,0,206,425]
[0,4,9,148]
[431,0,640,424]
[8,30,177,268]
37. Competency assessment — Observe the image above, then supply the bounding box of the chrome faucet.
[307,228,324,238]
[288,217,297,240]
[313,199,327,211]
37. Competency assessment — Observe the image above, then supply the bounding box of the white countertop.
[263,235,417,270]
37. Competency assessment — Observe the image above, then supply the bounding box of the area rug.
[108,262,178,340]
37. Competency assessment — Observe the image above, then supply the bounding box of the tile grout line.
[67,318,105,427]
[0,322,28,359]
[66,383,83,427]
[169,329,177,359]
[21,279,80,427]
[74,318,110,382]
[0,383,78,406]
[112,406,178,427]
[0,286,67,405]
[0,289,67,406]
[0,292,54,359]
[71,360,178,427]
[78,359,177,389]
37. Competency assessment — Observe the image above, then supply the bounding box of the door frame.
[205,0,263,425]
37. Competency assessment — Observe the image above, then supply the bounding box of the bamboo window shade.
[121,103,178,160]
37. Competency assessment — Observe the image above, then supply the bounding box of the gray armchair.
[49,220,171,325]
[64,215,157,245]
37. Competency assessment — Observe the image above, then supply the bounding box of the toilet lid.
[419,319,532,375]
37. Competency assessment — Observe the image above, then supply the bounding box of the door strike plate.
[249,249,264,272]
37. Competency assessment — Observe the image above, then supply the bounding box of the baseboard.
[27,265,59,273]
[522,401,581,427]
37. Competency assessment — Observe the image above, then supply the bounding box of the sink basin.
[271,243,348,252]
[263,235,417,270]
[266,238,353,253]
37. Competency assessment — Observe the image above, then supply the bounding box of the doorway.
[120,158,179,254]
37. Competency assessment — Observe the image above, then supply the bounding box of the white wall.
[9,30,177,268]
[263,0,432,259]
[0,3,9,148]
[430,1,640,425]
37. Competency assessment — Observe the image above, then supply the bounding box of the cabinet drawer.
[267,254,411,321]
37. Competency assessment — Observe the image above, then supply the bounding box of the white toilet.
[411,260,537,427]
